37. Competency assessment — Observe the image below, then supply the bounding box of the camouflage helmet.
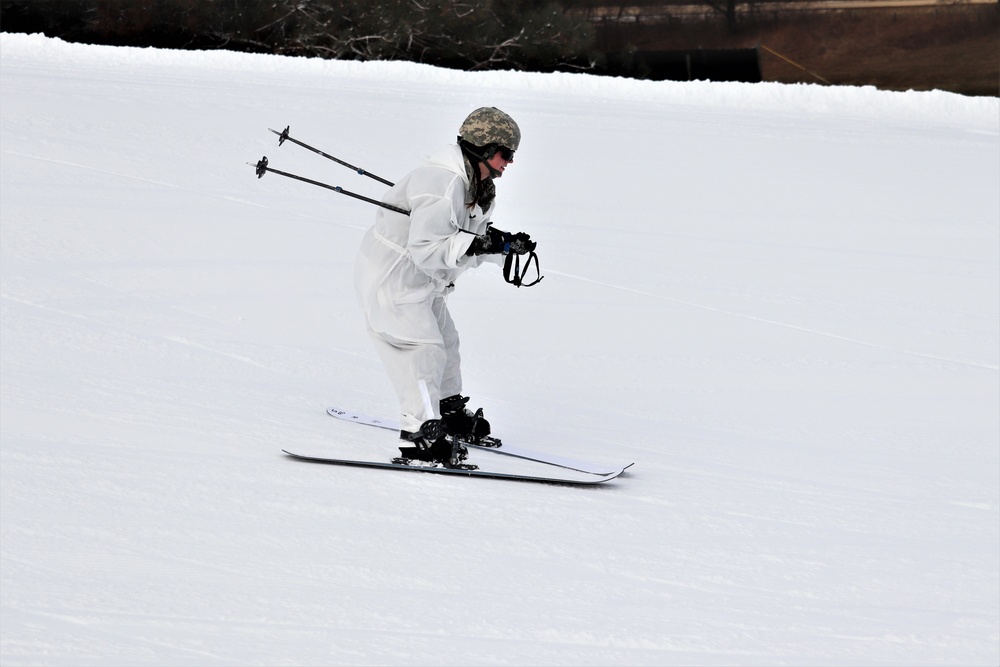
[458,107,520,152]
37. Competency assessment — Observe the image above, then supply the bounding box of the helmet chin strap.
[460,139,501,179]
[483,160,503,179]
[477,145,503,179]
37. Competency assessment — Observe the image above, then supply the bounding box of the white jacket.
[355,144,500,341]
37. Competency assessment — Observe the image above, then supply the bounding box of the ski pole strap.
[503,250,544,288]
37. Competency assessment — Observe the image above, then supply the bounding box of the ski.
[326,407,630,476]
[282,450,628,486]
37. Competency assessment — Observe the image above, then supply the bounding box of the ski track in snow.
[1,33,998,666]
[549,268,999,371]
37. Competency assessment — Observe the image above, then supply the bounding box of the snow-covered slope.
[1,33,997,665]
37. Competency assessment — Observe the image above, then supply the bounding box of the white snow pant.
[367,295,462,434]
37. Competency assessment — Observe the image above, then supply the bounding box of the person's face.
[480,146,514,178]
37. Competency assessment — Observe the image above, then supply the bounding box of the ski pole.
[250,156,411,215]
[252,138,544,287]
[269,126,395,187]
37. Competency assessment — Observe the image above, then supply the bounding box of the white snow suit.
[354,144,501,433]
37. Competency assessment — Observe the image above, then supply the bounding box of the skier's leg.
[430,298,494,442]
[433,296,463,400]
[367,326,446,434]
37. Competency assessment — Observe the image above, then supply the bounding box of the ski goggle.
[496,146,515,161]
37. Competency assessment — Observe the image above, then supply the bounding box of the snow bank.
[3,31,996,130]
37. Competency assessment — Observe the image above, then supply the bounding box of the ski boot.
[440,395,502,448]
[396,419,474,469]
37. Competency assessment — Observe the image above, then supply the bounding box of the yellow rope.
[759,43,832,85]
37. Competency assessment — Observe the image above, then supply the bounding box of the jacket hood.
[424,144,469,185]
[424,142,494,212]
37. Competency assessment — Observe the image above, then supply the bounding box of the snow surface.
[1,32,998,665]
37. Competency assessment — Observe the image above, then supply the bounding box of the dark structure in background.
[611,47,762,83]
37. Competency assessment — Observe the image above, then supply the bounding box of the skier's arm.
[466,226,536,256]
[406,187,475,270]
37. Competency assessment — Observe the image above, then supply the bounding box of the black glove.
[466,226,536,256]
[507,232,536,255]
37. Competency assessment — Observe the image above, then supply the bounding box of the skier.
[354,107,536,466]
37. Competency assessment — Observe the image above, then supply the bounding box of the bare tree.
[261,0,595,70]
[1,0,596,71]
